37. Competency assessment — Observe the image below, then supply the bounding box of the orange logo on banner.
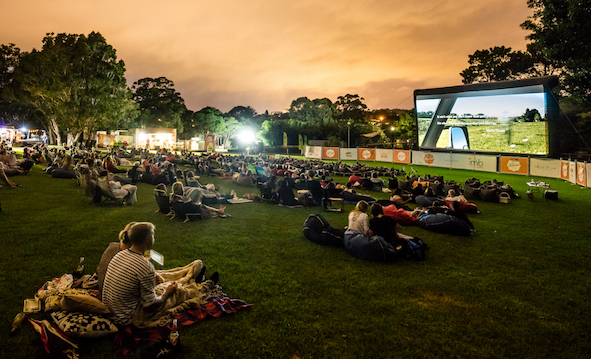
[424,153,434,164]
[322,147,339,159]
[576,163,586,186]
[357,148,376,161]
[500,157,529,175]
[560,161,570,180]
[394,150,410,163]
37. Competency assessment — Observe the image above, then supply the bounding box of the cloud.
[1,0,534,113]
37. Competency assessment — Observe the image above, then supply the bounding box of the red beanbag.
[383,205,418,226]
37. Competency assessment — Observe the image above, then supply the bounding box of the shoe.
[193,266,206,283]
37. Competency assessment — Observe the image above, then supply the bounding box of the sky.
[1,0,534,114]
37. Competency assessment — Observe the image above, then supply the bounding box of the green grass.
[1,161,591,358]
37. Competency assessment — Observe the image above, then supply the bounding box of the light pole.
[347,120,351,148]
[390,126,395,148]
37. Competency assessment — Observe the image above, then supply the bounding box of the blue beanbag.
[343,229,398,262]
[418,213,471,236]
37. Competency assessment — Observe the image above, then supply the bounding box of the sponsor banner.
[412,151,451,167]
[560,161,570,180]
[357,148,376,161]
[305,146,322,159]
[376,149,394,163]
[576,162,586,186]
[340,148,357,160]
[587,163,591,188]
[450,153,497,172]
[530,158,561,178]
[322,147,340,160]
[569,161,576,184]
[500,156,529,175]
[393,150,411,164]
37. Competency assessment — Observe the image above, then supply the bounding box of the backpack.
[397,237,427,260]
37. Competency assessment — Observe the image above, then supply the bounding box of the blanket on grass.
[116,297,252,356]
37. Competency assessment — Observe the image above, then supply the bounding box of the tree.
[335,94,368,122]
[132,77,186,132]
[0,43,27,124]
[521,0,591,103]
[193,106,242,148]
[460,46,534,83]
[288,97,337,124]
[4,32,136,145]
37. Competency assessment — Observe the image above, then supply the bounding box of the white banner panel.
[411,151,451,167]
[576,162,586,186]
[376,149,394,163]
[305,146,322,159]
[587,163,591,188]
[569,161,576,184]
[530,158,561,178]
[450,153,498,172]
[339,148,357,161]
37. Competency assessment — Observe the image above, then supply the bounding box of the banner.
[560,161,570,180]
[305,145,322,159]
[376,149,394,163]
[576,162,586,186]
[298,134,303,150]
[500,156,529,175]
[587,163,591,188]
[450,153,497,172]
[412,151,451,167]
[321,147,340,160]
[357,148,376,161]
[569,161,576,184]
[393,150,411,164]
[530,158,561,178]
[283,132,287,147]
[205,134,215,152]
[340,148,357,160]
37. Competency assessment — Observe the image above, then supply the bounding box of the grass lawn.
[1,160,590,358]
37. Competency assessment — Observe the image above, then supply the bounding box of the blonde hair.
[171,182,184,196]
[119,222,155,246]
[354,200,369,213]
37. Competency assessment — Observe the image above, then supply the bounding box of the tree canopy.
[132,77,186,132]
[3,32,136,144]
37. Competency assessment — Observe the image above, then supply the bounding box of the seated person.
[306,170,324,206]
[107,173,138,205]
[171,182,228,218]
[102,222,219,327]
[104,155,127,174]
[276,177,301,207]
[233,170,257,187]
[369,172,384,191]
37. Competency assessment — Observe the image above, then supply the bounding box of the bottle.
[74,257,85,278]
[169,319,179,346]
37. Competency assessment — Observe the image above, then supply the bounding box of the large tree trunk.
[67,132,81,147]
[49,118,61,145]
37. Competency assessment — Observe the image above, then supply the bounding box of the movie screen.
[416,85,549,155]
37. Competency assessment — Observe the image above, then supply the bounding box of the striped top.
[102,249,157,326]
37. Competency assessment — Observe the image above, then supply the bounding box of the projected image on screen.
[416,85,548,155]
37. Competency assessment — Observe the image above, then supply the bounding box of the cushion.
[61,294,111,315]
[51,311,118,338]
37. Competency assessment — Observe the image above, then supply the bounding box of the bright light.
[237,128,256,144]
[391,126,395,131]
[20,127,27,132]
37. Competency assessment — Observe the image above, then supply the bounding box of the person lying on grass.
[102,222,222,327]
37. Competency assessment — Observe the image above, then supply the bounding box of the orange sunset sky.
[1,0,534,113]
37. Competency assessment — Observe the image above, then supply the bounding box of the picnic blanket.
[116,297,252,356]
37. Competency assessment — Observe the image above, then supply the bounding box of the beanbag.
[463,185,481,200]
[383,204,418,226]
[343,229,399,262]
[415,195,445,208]
[302,214,344,246]
[418,213,471,236]
[51,169,77,179]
